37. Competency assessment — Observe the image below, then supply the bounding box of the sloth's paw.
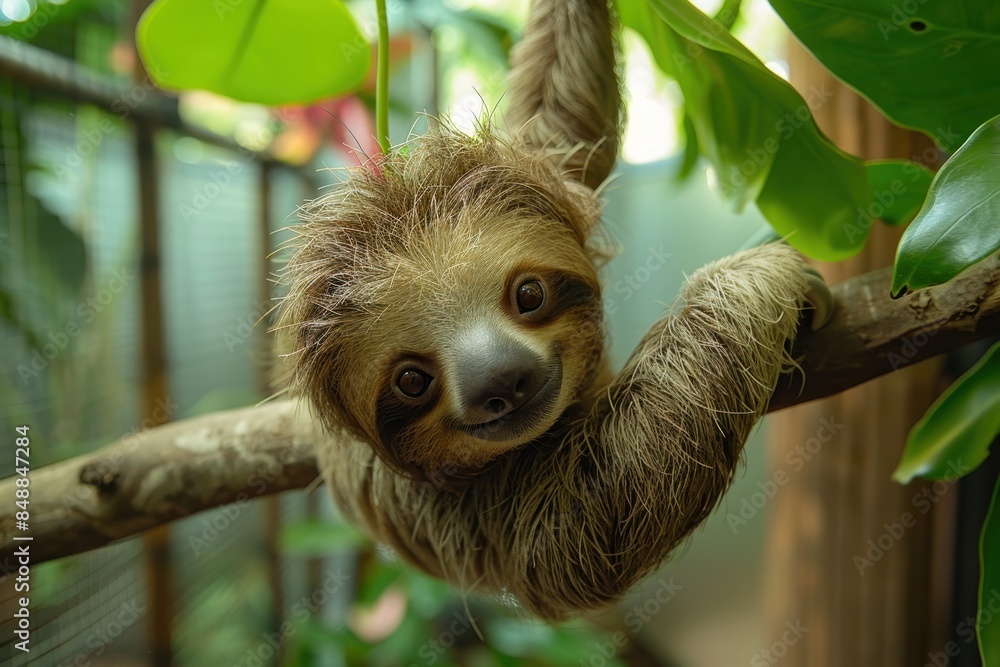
[803,267,834,331]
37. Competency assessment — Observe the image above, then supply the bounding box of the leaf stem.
[376,0,390,154]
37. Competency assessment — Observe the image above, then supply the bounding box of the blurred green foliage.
[280,517,630,667]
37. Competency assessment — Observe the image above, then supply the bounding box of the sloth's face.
[281,128,610,485]
[339,214,604,482]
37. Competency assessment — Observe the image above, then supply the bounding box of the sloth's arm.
[592,243,807,534]
[514,244,809,618]
[506,0,620,190]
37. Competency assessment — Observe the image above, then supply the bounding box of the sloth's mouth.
[459,361,563,442]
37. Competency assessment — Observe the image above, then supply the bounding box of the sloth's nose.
[454,329,545,424]
[470,362,543,422]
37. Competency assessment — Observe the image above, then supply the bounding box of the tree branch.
[3,258,998,565]
[1,401,320,567]
[769,255,1000,410]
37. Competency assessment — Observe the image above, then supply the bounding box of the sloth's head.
[279,121,610,483]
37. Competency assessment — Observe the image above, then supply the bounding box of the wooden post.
[131,2,173,665]
[136,119,174,667]
[761,41,955,666]
[255,161,286,653]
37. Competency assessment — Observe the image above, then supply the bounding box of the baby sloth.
[284,126,612,484]
[278,0,819,620]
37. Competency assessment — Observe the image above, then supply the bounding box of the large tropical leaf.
[893,342,1000,483]
[617,0,872,261]
[892,114,1000,297]
[980,475,1000,664]
[769,0,1000,152]
[137,0,370,105]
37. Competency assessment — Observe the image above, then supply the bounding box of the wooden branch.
[769,255,1000,411]
[2,258,998,565]
[0,401,319,566]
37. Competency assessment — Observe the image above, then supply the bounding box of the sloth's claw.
[803,267,834,330]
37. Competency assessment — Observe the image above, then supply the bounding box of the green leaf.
[676,111,700,181]
[618,0,680,76]
[279,519,368,555]
[893,342,1000,483]
[136,0,370,105]
[769,0,1000,151]
[980,475,1000,664]
[618,0,872,261]
[713,0,742,31]
[891,114,1000,297]
[864,160,934,226]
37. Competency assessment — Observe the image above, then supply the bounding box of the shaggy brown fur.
[306,241,806,620]
[278,0,812,620]
[277,119,613,482]
[506,0,621,190]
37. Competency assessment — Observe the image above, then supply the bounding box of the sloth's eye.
[396,369,431,398]
[516,280,545,313]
